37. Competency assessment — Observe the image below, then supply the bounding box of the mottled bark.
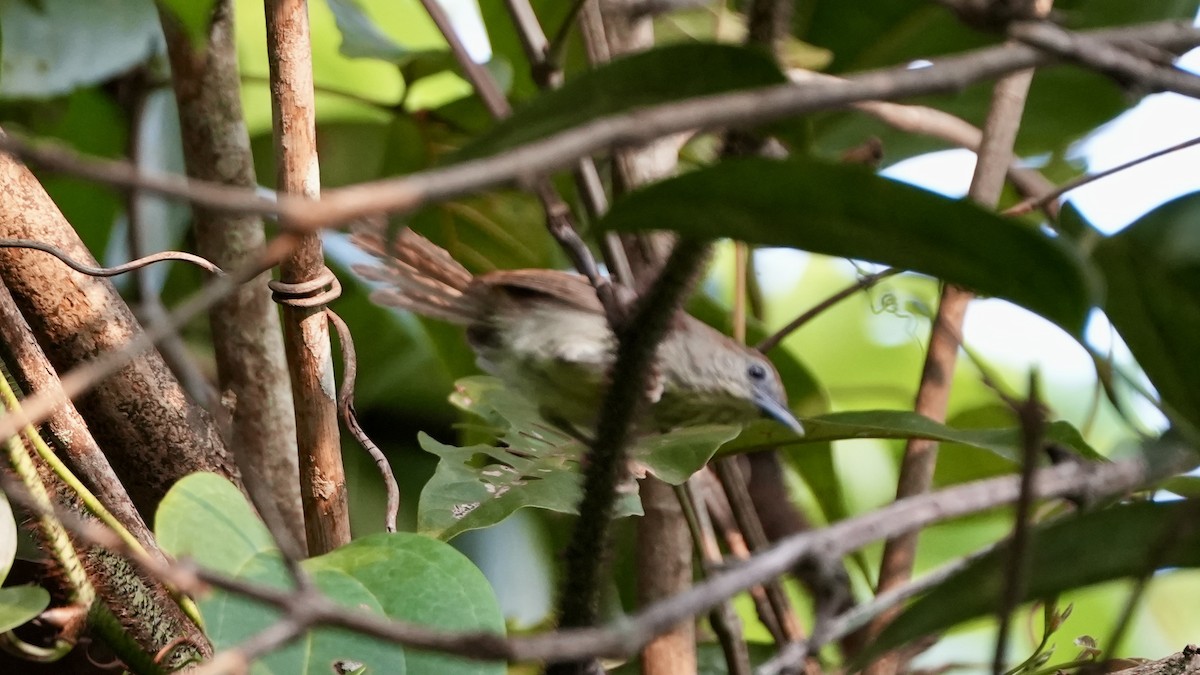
[0,150,236,516]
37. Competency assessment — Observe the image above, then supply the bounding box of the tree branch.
[3,22,1195,230]
[5,441,1184,667]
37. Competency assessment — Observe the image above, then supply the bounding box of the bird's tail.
[350,223,479,325]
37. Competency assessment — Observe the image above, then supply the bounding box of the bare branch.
[1005,134,1200,217]
[162,0,305,549]
[2,22,1195,230]
[1012,19,1200,98]
[265,0,350,555]
[6,441,1184,666]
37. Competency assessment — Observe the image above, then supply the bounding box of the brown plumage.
[351,226,803,434]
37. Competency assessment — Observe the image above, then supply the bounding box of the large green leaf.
[0,0,161,99]
[325,0,456,86]
[1092,191,1200,432]
[865,500,1200,663]
[0,585,50,634]
[156,473,505,674]
[0,492,14,583]
[308,533,506,675]
[600,158,1098,335]
[721,410,1101,463]
[417,377,741,539]
[454,42,787,161]
[0,494,47,645]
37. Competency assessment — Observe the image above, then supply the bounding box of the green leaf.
[0,585,50,634]
[156,474,506,674]
[325,0,452,82]
[865,500,1200,663]
[721,410,1101,463]
[1161,476,1200,499]
[160,0,216,49]
[934,405,1039,488]
[599,158,1098,335]
[0,492,15,583]
[417,376,741,539]
[0,0,161,98]
[309,533,506,675]
[455,42,787,161]
[1092,191,1200,431]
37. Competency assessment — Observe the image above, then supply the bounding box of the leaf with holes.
[417,376,741,539]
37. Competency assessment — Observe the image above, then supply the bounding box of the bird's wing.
[476,269,605,314]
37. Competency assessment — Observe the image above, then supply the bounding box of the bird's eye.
[748,363,768,381]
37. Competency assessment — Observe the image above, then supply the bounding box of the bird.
[351,226,804,435]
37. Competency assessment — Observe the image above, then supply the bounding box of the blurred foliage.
[2,0,1200,671]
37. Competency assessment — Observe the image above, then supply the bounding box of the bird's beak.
[754,392,805,435]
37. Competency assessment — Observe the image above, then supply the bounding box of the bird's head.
[658,328,805,434]
[738,350,805,435]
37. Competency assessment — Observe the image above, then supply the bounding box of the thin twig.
[420,0,620,317]
[1004,134,1200,216]
[0,239,224,277]
[419,0,511,117]
[1011,19,1200,99]
[266,0,350,556]
[993,374,1046,675]
[551,239,712,649]
[678,480,751,675]
[713,460,803,644]
[3,443,1184,666]
[545,0,590,69]
[757,268,901,353]
[502,0,636,287]
[759,540,1006,675]
[325,308,399,533]
[867,10,1046,669]
[700,468,785,643]
[0,233,296,460]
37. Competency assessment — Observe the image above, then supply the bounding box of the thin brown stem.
[993,375,1046,675]
[757,268,902,353]
[266,0,349,555]
[325,308,399,533]
[3,443,1183,667]
[866,11,1046,668]
[677,480,751,675]
[1004,134,1200,217]
[422,0,620,319]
